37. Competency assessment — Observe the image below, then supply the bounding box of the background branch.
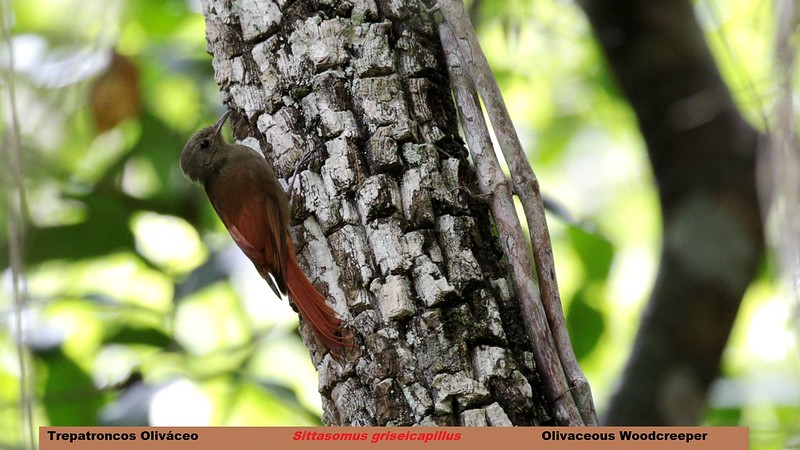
[578,0,765,424]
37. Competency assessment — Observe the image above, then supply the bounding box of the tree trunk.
[200,0,555,426]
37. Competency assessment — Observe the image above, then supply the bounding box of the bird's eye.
[199,139,210,149]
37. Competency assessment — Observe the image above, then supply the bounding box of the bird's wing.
[206,155,289,295]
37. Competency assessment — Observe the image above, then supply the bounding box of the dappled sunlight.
[131,212,206,274]
[149,378,212,426]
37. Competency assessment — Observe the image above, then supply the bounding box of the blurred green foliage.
[0,0,324,445]
[0,0,797,448]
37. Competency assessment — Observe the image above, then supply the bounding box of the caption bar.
[40,426,748,450]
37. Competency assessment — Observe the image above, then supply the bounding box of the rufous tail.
[286,249,349,351]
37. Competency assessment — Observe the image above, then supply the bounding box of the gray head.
[180,110,231,183]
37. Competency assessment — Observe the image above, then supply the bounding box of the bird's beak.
[214,110,231,137]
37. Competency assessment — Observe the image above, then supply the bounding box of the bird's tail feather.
[286,250,349,351]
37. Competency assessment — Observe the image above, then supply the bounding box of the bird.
[180,110,347,351]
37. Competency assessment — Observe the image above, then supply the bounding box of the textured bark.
[437,1,596,426]
[438,13,597,425]
[578,0,765,425]
[200,0,552,426]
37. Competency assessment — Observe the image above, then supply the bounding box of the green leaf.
[38,347,105,425]
[222,379,321,426]
[134,112,188,194]
[704,406,742,426]
[104,325,173,348]
[537,115,581,165]
[566,289,605,360]
[129,0,192,39]
[24,193,135,265]
[566,224,614,281]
